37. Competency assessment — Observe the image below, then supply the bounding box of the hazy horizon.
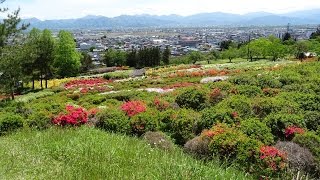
[3,0,320,20]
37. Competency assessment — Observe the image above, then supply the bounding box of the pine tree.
[162,46,170,65]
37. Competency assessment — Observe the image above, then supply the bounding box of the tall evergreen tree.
[162,46,171,65]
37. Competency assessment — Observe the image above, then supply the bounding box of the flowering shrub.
[209,88,224,104]
[121,101,146,117]
[52,105,88,126]
[153,98,170,111]
[258,146,287,177]
[64,78,112,93]
[285,126,305,140]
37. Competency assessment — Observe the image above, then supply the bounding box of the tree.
[282,32,292,42]
[207,50,220,63]
[39,29,55,88]
[188,51,203,64]
[220,40,236,50]
[22,28,41,90]
[309,39,320,61]
[54,30,81,78]
[0,0,29,99]
[221,47,238,63]
[80,52,93,72]
[249,38,271,60]
[310,27,320,39]
[267,36,287,61]
[103,49,127,67]
[126,49,137,67]
[0,45,25,100]
[294,40,309,61]
[162,46,170,65]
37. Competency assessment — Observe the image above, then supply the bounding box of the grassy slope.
[0,127,251,180]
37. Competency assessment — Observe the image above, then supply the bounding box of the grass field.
[0,127,251,180]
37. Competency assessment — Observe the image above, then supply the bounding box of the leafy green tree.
[249,38,271,60]
[294,40,310,61]
[267,36,287,61]
[103,49,127,67]
[221,47,238,63]
[80,52,93,72]
[207,50,220,63]
[54,30,81,77]
[188,51,203,64]
[162,46,170,65]
[282,32,292,42]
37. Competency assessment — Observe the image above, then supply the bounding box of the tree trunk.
[10,86,14,100]
[32,78,35,90]
[40,74,43,89]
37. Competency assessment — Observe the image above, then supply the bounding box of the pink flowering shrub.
[52,105,88,126]
[153,98,170,111]
[121,101,146,117]
[285,126,305,140]
[258,146,287,178]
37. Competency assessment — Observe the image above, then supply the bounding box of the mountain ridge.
[21,9,320,29]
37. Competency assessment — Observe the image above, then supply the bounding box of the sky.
[3,0,320,20]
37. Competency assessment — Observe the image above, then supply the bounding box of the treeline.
[218,33,320,63]
[0,3,90,99]
[103,46,171,68]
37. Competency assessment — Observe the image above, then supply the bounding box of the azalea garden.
[0,57,319,179]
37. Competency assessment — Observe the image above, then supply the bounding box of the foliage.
[187,51,204,64]
[0,113,24,135]
[96,108,131,134]
[54,30,81,77]
[284,126,305,140]
[26,110,53,130]
[121,100,146,117]
[103,49,127,67]
[184,136,211,159]
[143,131,175,151]
[175,88,206,111]
[257,146,288,178]
[293,132,320,162]
[240,118,274,145]
[52,105,88,126]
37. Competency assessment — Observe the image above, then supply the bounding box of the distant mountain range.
[21,9,320,29]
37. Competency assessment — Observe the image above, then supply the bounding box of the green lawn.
[0,127,251,180]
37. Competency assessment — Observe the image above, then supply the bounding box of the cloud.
[3,0,320,20]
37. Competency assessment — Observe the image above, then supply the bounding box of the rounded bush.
[184,136,211,159]
[304,111,320,132]
[96,108,131,134]
[130,110,160,136]
[27,111,52,130]
[215,95,252,119]
[293,132,320,161]
[240,118,274,145]
[257,74,282,88]
[0,113,24,135]
[196,107,238,134]
[265,113,305,139]
[175,88,206,111]
[163,109,200,145]
[236,85,263,98]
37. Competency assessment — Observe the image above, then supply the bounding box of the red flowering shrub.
[65,78,110,89]
[53,105,88,126]
[258,146,287,177]
[201,124,225,138]
[153,98,170,111]
[121,101,146,117]
[206,69,219,76]
[209,88,224,104]
[285,126,305,140]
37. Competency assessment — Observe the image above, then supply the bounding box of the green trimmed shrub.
[175,88,206,111]
[240,118,274,145]
[215,95,252,119]
[236,85,263,98]
[27,111,52,130]
[164,109,200,145]
[196,107,238,134]
[130,110,160,136]
[96,108,131,134]
[0,113,24,135]
[304,111,320,132]
[257,74,282,88]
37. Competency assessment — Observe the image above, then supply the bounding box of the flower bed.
[64,78,113,93]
